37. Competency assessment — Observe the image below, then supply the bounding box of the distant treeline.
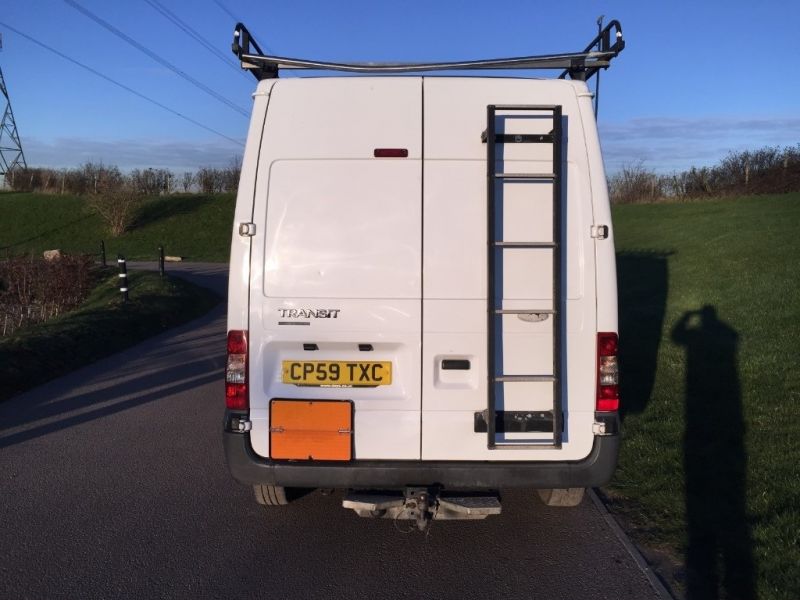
[609,144,800,204]
[5,145,799,205]
[3,158,242,196]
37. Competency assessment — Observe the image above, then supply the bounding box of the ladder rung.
[491,104,558,111]
[494,309,555,315]
[495,172,555,179]
[494,241,556,248]
[494,375,556,383]
[489,443,562,450]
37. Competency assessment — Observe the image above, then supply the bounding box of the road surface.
[0,263,662,599]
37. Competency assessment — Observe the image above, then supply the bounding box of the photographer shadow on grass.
[671,306,755,600]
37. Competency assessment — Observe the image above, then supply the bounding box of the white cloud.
[20,115,800,176]
[21,137,245,171]
[599,116,800,174]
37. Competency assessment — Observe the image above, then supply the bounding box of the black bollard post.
[158,246,165,278]
[117,255,129,303]
[100,240,106,267]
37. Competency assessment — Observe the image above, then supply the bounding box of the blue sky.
[1,0,798,174]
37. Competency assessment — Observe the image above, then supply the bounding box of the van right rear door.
[421,77,598,461]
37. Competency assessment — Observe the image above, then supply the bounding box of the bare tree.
[181,171,195,193]
[196,167,224,194]
[87,182,143,236]
[222,155,242,193]
[130,168,173,195]
[608,161,663,204]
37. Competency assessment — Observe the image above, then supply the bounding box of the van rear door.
[247,78,423,460]
[421,78,598,461]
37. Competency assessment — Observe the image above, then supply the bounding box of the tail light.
[226,330,248,410]
[596,332,619,411]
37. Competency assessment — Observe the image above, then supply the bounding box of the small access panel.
[484,105,563,450]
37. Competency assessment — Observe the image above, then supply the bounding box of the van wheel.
[537,487,585,507]
[253,485,290,506]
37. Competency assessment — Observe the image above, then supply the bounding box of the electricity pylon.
[1,34,27,185]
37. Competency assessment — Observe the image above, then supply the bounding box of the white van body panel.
[576,92,619,334]
[227,81,275,332]
[232,76,613,463]
[247,78,423,459]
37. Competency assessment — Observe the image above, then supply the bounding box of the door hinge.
[238,222,256,237]
[591,224,609,239]
[592,421,608,435]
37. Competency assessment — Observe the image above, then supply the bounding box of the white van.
[224,22,625,527]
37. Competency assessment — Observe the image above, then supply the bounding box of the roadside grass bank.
[609,192,800,599]
[0,269,220,402]
[0,192,234,262]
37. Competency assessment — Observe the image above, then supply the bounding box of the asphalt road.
[0,263,662,600]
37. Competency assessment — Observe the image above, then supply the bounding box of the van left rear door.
[247,78,423,460]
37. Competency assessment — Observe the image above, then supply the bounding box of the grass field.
[610,193,800,600]
[0,269,219,402]
[0,192,234,262]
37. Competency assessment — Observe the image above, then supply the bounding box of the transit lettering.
[278,308,341,319]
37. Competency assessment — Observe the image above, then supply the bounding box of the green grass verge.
[609,192,800,599]
[0,192,234,262]
[0,269,220,402]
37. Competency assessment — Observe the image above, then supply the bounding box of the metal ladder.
[484,104,563,450]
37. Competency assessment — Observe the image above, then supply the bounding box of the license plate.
[281,361,392,387]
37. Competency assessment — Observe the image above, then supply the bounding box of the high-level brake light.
[373,148,408,158]
[596,332,619,412]
[226,330,248,410]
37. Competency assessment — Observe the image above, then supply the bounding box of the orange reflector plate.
[270,400,352,461]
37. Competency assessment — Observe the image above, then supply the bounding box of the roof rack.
[231,20,625,82]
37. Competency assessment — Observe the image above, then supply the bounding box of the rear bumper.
[223,414,619,490]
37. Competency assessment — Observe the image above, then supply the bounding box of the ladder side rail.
[552,106,564,447]
[486,105,498,449]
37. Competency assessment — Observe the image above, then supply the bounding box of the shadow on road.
[671,306,755,599]
[0,308,225,449]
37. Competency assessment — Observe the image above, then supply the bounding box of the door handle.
[441,359,471,371]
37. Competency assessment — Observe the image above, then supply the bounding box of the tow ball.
[404,488,433,531]
[343,487,502,529]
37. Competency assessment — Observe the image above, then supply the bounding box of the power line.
[210,0,278,56]
[142,0,247,78]
[63,0,249,117]
[0,21,244,147]
[211,0,240,25]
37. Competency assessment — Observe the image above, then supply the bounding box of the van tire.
[537,487,585,507]
[253,485,290,506]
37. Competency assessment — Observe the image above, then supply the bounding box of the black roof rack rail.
[231,20,624,82]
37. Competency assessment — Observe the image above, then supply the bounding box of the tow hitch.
[343,487,501,530]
